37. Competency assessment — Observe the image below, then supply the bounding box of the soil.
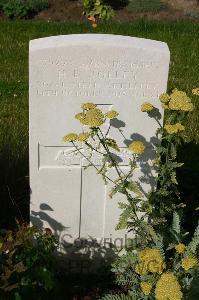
[35,0,199,23]
[1,0,199,23]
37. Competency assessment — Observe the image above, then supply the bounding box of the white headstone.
[29,34,170,250]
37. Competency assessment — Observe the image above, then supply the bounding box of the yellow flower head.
[176,123,185,131]
[75,112,84,121]
[128,141,145,154]
[140,282,152,296]
[80,108,104,127]
[141,102,154,112]
[81,102,97,110]
[63,133,78,142]
[164,123,185,134]
[175,243,186,254]
[162,103,169,110]
[169,89,193,112]
[192,88,199,96]
[181,102,194,112]
[105,110,119,119]
[77,132,90,142]
[135,248,165,275]
[182,257,198,271]
[155,273,183,300]
[159,93,170,104]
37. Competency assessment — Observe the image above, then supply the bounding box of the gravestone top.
[30,34,169,53]
[29,34,170,252]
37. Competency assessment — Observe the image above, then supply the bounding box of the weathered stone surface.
[29,34,170,249]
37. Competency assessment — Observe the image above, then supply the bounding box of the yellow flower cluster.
[63,133,78,142]
[175,243,186,254]
[159,93,170,104]
[63,132,90,142]
[155,273,183,300]
[75,103,120,127]
[164,123,185,134]
[140,282,152,296]
[76,108,104,127]
[167,89,193,111]
[135,248,165,275]
[182,257,198,271]
[159,89,193,111]
[105,110,119,119]
[192,88,199,96]
[128,141,145,154]
[75,112,84,121]
[141,102,154,112]
[77,132,90,142]
[81,102,97,110]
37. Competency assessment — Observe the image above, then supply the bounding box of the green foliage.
[2,0,49,19]
[109,211,198,299]
[65,88,198,299]
[187,223,199,254]
[101,294,137,300]
[127,0,166,13]
[172,211,181,235]
[0,224,58,299]
[149,91,192,225]
[82,0,114,22]
[111,252,139,288]
[0,0,4,10]
[64,104,153,244]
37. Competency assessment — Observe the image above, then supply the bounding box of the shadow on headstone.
[110,118,126,129]
[123,132,159,197]
[31,203,118,275]
[59,237,117,275]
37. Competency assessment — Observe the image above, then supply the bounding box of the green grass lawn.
[0,20,199,226]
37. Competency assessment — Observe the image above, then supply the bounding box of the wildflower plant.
[82,0,114,27]
[0,223,58,299]
[149,89,194,228]
[107,210,199,300]
[63,103,151,244]
[63,88,199,299]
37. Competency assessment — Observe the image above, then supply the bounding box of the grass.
[127,0,166,13]
[0,20,199,227]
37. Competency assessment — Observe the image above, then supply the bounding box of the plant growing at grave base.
[63,88,199,299]
[0,223,58,300]
[82,0,114,27]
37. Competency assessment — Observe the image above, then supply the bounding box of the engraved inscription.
[56,147,134,166]
[39,145,134,169]
[34,57,161,99]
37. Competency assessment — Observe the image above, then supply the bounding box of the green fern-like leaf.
[111,252,139,289]
[116,203,133,230]
[172,211,181,234]
[141,222,158,242]
[126,181,143,197]
[115,270,139,288]
[155,236,165,258]
[187,223,199,254]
